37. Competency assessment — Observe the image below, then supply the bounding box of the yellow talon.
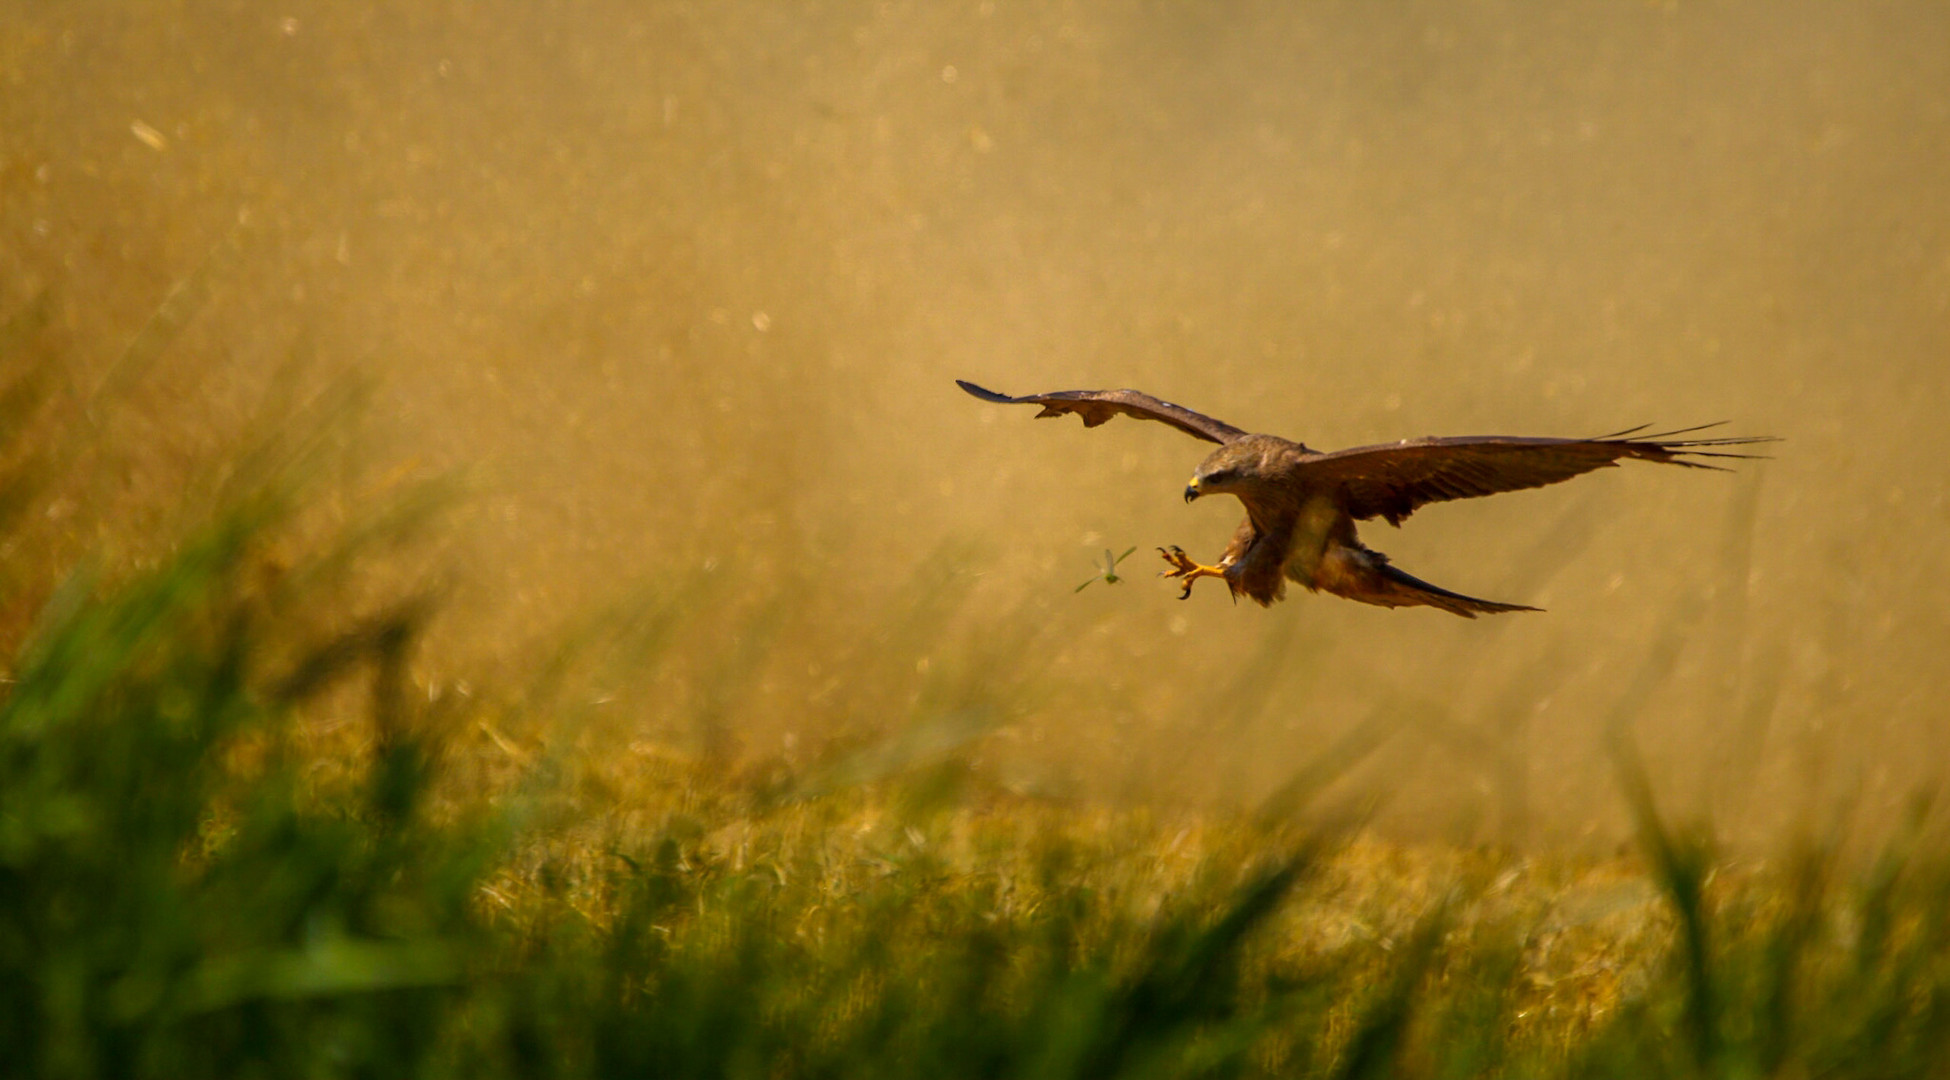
[1157,545,1228,600]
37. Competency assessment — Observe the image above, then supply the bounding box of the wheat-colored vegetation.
[5,297,1950,1077]
[6,2,1950,1075]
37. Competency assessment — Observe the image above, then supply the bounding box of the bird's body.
[958,380,1773,616]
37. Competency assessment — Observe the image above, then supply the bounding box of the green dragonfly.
[1074,546,1139,592]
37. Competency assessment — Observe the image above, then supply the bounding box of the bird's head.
[1184,440,1266,503]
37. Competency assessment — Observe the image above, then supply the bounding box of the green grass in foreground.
[0,294,1946,1077]
[3,483,1949,1079]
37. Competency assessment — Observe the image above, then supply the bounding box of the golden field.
[3,3,1948,1075]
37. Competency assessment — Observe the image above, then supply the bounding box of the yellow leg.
[1157,546,1227,600]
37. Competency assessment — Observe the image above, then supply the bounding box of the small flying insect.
[1075,546,1140,592]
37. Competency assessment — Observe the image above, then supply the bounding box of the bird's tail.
[1307,541,1542,618]
[1374,562,1540,618]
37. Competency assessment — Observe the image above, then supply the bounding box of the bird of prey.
[958,380,1772,617]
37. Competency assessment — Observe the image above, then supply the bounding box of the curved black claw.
[1157,545,1222,600]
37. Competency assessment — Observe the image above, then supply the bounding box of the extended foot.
[1157,545,1227,600]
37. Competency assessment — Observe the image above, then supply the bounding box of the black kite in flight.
[958,380,1772,617]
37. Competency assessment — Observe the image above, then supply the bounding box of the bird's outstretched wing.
[957,380,1249,445]
[1302,425,1777,526]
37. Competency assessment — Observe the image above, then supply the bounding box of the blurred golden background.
[3,0,1945,847]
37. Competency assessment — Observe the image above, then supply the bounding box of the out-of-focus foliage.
[4,316,1950,1078]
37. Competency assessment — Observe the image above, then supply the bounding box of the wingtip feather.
[956,379,1013,402]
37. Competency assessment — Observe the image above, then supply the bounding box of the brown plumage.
[958,379,1774,617]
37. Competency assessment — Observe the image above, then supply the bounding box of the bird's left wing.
[957,380,1249,445]
[1301,426,1776,526]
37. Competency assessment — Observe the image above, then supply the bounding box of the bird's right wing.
[956,380,1249,445]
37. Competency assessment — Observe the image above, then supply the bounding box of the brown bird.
[958,380,1773,617]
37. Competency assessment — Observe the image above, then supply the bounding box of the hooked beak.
[1183,480,1201,503]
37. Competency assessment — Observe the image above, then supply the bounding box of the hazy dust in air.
[2,0,1946,848]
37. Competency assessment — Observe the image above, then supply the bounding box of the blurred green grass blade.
[791,705,997,795]
[88,223,244,422]
[1329,898,1451,1080]
[1611,736,1717,1072]
[1066,854,1313,1079]
[1255,696,1422,826]
[115,937,463,1019]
